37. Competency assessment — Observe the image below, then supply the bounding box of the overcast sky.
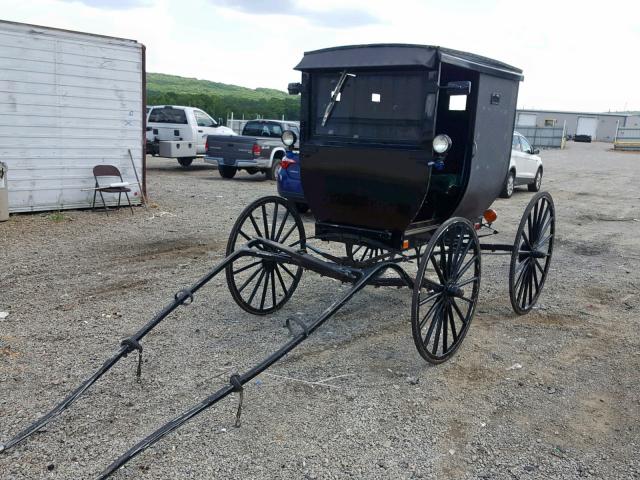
[4,0,639,112]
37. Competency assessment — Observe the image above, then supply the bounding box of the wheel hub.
[445,283,464,298]
[531,249,546,259]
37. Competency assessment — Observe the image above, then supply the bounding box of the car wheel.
[295,203,309,214]
[266,159,282,180]
[500,170,515,198]
[528,168,542,192]
[219,165,237,179]
[178,157,194,168]
[246,168,258,175]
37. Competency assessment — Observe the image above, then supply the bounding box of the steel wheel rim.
[509,192,555,314]
[412,218,481,364]
[536,172,542,190]
[226,196,305,315]
[507,175,514,196]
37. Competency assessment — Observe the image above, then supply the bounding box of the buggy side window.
[512,135,522,151]
[448,95,467,111]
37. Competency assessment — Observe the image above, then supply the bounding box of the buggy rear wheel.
[411,218,481,364]
[509,192,555,314]
[226,196,306,315]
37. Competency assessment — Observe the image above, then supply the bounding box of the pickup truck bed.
[204,119,298,180]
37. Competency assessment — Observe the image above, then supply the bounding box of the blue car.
[277,148,309,213]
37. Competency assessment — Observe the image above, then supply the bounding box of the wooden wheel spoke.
[237,264,264,293]
[279,222,298,245]
[420,297,443,330]
[238,229,252,242]
[248,212,263,238]
[438,237,449,280]
[233,260,262,275]
[448,305,458,344]
[280,263,297,280]
[274,264,288,294]
[451,299,467,326]
[259,269,270,310]
[532,264,540,292]
[536,232,553,248]
[457,295,475,304]
[430,255,446,284]
[442,304,449,354]
[248,268,266,304]
[456,276,479,288]
[420,302,442,348]
[454,254,478,282]
[533,257,545,276]
[516,264,529,304]
[431,309,443,356]
[453,235,472,274]
[270,270,277,307]
[261,204,270,240]
[521,231,532,249]
[274,209,290,242]
[270,202,279,240]
[419,291,441,307]
[513,257,530,288]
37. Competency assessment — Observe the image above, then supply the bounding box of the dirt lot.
[1,142,639,479]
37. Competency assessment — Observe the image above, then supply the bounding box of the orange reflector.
[483,209,498,223]
[402,240,410,249]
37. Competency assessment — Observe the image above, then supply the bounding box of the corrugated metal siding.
[515,126,565,148]
[0,21,144,212]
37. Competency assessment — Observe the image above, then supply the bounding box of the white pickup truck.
[146,105,236,167]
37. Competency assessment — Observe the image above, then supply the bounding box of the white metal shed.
[0,20,146,213]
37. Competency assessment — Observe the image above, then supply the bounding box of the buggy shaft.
[97,261,407,479]
[0,248,250,454]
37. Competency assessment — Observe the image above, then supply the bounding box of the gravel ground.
[1,142,639,480]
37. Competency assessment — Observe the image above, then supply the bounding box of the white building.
[0,20,146,213]
[516,109,640,142]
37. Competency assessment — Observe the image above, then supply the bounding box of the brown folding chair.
[92,165,134,215]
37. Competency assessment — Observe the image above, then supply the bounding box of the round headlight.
[281,130,297,147]
[433,134,452,154]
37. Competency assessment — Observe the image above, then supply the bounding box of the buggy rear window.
[149,107,188,124]
[312,70,434,143]
[243,121,283,138]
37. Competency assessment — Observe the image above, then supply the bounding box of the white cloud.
[2,0,639,111]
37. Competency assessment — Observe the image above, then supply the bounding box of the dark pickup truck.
[204,119,300,179]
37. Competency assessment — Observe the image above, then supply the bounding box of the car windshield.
[312,69,436,143]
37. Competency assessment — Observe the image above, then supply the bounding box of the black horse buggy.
[1,44,555,478]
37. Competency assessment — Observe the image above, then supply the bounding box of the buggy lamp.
[281,130,297,148]
[483,209,498,224]
[433,134,452,154]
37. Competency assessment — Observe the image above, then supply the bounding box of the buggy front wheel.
[411,218,481,364]
[509,192,555,314]
[226,196,306,315]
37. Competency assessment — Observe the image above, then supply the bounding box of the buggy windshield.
[312,70,435,143]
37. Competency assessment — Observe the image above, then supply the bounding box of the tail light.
[252,144,261,156]
[205,138,208,151]
[280,157,297,169]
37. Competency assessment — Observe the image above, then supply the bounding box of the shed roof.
[295,44,523,81]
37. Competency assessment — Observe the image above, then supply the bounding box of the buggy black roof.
[295,44,523,81]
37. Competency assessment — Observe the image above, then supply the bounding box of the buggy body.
[291,44,523,249]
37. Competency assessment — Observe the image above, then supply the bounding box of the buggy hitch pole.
[0,248,252,454]
[97,262,403,479]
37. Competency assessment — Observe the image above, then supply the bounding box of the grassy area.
[147,73,299,121]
